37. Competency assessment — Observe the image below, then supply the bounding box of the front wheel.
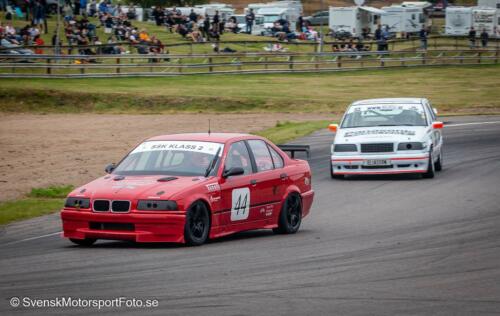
[434,150,443,171]
[273,193,302,234]
[330,161,344,179]
[422,151,435,179]
[184,201,210,246]
[69,238,96,246]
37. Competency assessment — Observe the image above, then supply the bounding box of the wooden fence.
[0,48,498,78]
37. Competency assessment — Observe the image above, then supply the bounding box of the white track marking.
[446,121,500,127]
[0,231,61,247]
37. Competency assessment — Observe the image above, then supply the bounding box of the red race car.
[61,133,314,246]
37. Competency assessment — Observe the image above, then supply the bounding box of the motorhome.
[445,6,473,35]
[246,1,303,15]
[472,7,498,35]
[227,14,266,35]
[328,6,385,37]
[477,0,500,9]
[195,4,235,21]
[381,4,427,34]
[257,7,300,31]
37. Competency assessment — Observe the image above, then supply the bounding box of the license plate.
[364,159,390,166]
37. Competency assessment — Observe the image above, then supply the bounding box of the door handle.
[250,179,257,186]
[280,173,287,180]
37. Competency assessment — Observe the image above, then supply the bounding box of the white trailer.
[195,4,235,21]
[472,7,498,35]
[328,6,384,37]
[477,0,500,9]
[381,5,427,34]
[445,6,473,36]
[227,14,266,35]
[257,7,300,31]
[246,1,303,15]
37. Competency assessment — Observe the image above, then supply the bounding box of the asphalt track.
[1,115,499,316]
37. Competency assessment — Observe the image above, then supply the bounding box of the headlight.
[397,142,425,150]
[137,200,178,211]
[65,197,90,209]
[334,144,357,152]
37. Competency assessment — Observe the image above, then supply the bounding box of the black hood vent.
[157,176,178,182]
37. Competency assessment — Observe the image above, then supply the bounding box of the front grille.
[361,143,394,153]
[93,200,110,212]
[89,222,135,231]
[111,200,130,213]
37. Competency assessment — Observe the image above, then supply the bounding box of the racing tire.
[330,161,344,179]
[422,151,435,179]
[184,201,210,246]
[69,238,97,246]
[273,193,302,234]
[434,150,443,171]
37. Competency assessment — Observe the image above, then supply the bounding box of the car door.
[425,101,442,155]
[246,139,286,222]
[218,141,259,232]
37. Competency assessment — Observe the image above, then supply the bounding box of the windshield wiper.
[204,147,222,178]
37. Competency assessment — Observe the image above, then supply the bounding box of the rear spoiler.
[277,145,310,159]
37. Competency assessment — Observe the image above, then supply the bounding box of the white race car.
[329,98,443,179]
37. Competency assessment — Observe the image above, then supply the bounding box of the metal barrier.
[0,48,498,78]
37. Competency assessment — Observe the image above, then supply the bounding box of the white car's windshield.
[113,140,224,176]
[341,104,427,128]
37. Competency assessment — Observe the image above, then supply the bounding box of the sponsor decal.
[344,129,416,137]
[206,183,220,192]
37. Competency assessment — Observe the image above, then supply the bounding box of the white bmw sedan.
[329,98,443,179]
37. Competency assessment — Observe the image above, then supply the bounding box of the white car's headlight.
[398,142,426,150]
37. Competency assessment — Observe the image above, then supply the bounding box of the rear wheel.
[69,238,96,246]
[422,151,435,179]
[273,193,302,234]
[184,201,210,246]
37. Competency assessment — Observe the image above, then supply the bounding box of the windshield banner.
[131,141,224,156]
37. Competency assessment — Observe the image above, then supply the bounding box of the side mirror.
[105,163,116,174]
[433,108,438,115]
[328,123,338,133]
[432,121,444,129]
[222,167,245,178]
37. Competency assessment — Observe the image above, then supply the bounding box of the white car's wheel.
[422,150,435,179]
[435,150,443,171]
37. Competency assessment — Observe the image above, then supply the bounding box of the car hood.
[69,175,210,201]
[336,126,429,143]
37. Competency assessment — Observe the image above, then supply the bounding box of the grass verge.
[0,185,73,225]
[1,65,499,115]
[255,120,331,144]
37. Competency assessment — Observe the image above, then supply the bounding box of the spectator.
[32,0,46,34]
[419,26,427,50]
[469,27,476,48]
[212,10,220,32]
[89,0,97,17]
[189,9,197,22]
[480,28,488,48]
[73,0,81,16]
[245,8,255,34]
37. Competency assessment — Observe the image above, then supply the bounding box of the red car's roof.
[146,133,265,143]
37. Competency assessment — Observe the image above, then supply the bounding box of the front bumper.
[61,210,186,243]
[331,153,429,175]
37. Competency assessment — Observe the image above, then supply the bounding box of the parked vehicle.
[445,6,473,36]
[329,6,384,38]
[472,7,498,36]
[381,4,428,35]
[226,14,265,35]
[257,7,300,31]
[478,0,500,9]
[304,10,329,26]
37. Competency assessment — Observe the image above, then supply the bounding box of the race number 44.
[231,188,250,221]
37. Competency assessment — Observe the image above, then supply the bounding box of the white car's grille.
[360,143,394,153]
